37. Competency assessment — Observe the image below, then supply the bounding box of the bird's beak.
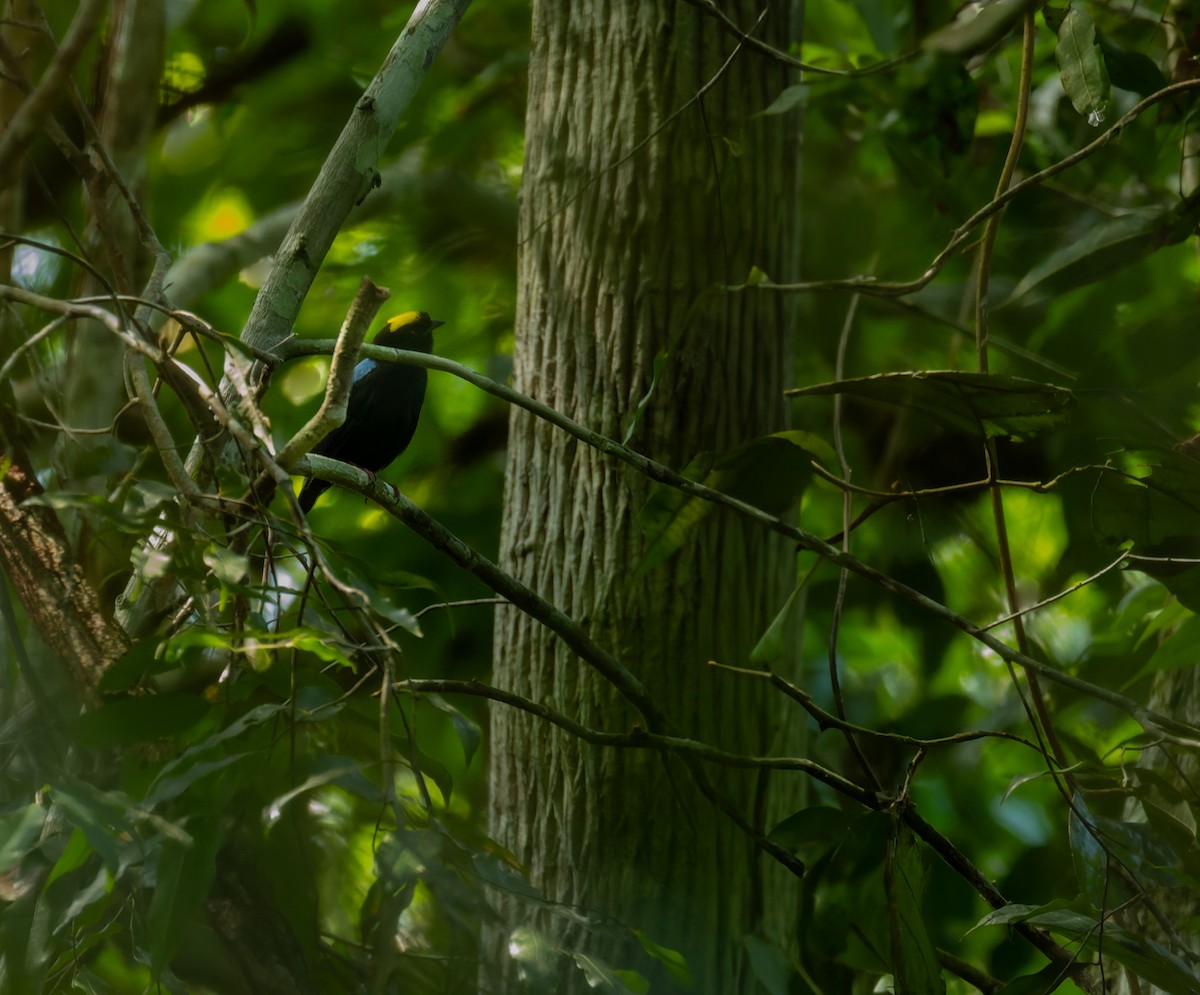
[429,320,446,331]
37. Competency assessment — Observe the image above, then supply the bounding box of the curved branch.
[286,342,1200,743]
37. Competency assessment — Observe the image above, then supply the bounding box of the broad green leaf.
[1090,451,1200,548]
[49,780,138,870]
[1126,614,1200,687]
[1077,932,1200,995]
[750,581,806,666]
[203,545,249,585]
[924,0,1039,57]
[787,372,1073,441]
[144,703,285,803]
[1055,8,1110,122]
[1090,451,1200,611]
[73,693,209,747]
[1006,207,1190,304]
[264,755,382,826]
[969,898,1097,935]
[1068,796,1106,907]
[572,952,647,994]
[632,930,692,988]
[769,806,851,865]
[424,694,483,766]
[144,754,250,808]
[744,933,806,995]
[145,816,219,978]
[98,638,165,693]
[995,964,1071,994]
[44,828,93,889]
[0,804,46,871]
[758,86,806,118]
[885,822,946,995]
[1097,32,1167,97]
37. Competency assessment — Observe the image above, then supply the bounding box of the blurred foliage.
[3,0,1200,992]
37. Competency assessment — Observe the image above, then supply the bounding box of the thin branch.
[0,0,105,183]
[708,662,1045,755]
[396,676,1076,967]
[284,341,1200,742]
[828,289,880,788]
[754,80,1200,298]
[678,0,914,78]
[274,278,389,469]
[980,554,1130,632]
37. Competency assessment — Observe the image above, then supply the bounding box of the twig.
[285,342,1200,742]
[678,0,914,78]
[0,0,105,183]
[754,80,1200,298]
[274,277,389,469]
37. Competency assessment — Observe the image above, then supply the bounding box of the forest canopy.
[2,1,1200,993]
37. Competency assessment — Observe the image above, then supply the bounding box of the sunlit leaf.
[630,930,692,988]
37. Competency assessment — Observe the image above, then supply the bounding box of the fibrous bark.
[491,3,803,990]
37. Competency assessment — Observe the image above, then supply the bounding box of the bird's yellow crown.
[385,311,422,331]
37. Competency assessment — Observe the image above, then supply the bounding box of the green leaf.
[1090,451,1200,611]
[1068,797,1107,908]
[623,349,670,445]
[924,0,1039,57]
[744,934,805,995]
[425,694,482,766]
[1055,8,1110,122]
[572,952,647,994]
[995,963,1071,995]
[264,756,382,825]
[750,581,806,667]
[73,693,209,747]
[632,929,692,988]
[49,779,140,871]
[1077,932,1200,995]
[885,822,946,995]
[1126,613,1200,687]
[787,371,1074,441]
[203,545,249,585]
[758,86,807,117]
[769,806,851,865]
[143,703,285,805]
[98,638,165,693]
[145,754,250,808]
[144,816,219,978]
[1096,31,1167,97]
[1006,207,1188,304]
[0,804,46,871]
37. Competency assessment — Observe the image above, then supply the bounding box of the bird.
[298,310,441,513]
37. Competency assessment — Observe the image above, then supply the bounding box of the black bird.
[298,310,441,513]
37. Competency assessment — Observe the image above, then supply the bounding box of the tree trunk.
[490,3,802,991]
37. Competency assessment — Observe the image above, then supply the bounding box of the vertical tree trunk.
[490,3,802,990]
